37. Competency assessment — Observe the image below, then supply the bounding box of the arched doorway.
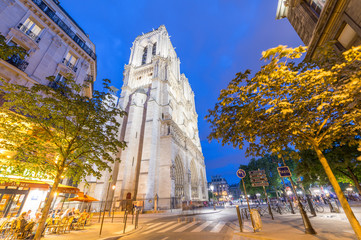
[190,161,199,199]
[174,156,184,198]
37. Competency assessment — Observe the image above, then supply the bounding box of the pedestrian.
[25,210,32,221]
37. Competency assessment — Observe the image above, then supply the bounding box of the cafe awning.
[69,192,98,202]
[0,178,79,193]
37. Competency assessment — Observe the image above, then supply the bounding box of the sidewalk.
[231,207,359,240]
[42,218,139,240]
[41,207,219,240]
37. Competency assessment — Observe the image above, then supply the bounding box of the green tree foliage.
[0,76,126,239]
[0,35,27,60]
[297,143,361,194]
[239,154,296,197]
[206,45,361,237]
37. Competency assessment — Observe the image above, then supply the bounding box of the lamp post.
[99,175,113,236]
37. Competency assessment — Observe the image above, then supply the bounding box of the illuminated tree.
[206,45,361,238]
[0,76,126,239]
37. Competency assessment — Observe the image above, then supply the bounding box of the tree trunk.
[34,170,63,240]
[313,144,361,240]
[347,167,361,195]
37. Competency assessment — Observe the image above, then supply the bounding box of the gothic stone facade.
[81,26,208,210]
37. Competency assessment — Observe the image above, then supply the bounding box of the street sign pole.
[242,178,255,232]
[256,168,273,220]
[263,185,274,220]
[281,176,295,214]
[281,156,316,235]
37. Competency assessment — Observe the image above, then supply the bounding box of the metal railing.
[31,0,96,60]
[17,23,41,43]
[62,58,77,72]
[7,55,29,72]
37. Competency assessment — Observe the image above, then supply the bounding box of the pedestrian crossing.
[141,220,228,234]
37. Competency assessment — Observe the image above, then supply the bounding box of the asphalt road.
[120,207,241,240]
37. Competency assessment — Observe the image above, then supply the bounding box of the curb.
[99,225,144,240]
[233,232,274,240]
[179,210,222,216]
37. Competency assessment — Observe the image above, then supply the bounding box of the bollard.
[123,211,128,233]
[98,202,103,223]
[123,210,127,223]
[112,208,115,223]
[132,210,134,224]
[236,206,243,232]
[328,200,335,213]
[134,210,139,229]
[306,195,316,216]
[277,205,282,215]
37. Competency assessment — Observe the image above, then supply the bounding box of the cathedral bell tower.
[82,25,208,210]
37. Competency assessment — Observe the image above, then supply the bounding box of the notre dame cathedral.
[81,25,208,210]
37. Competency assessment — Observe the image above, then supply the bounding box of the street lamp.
[210,185,214,192]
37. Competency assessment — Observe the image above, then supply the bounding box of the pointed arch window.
[152,43,157,55]
[142,46,148,65]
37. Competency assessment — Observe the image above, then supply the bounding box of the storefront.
[0,178,79,218]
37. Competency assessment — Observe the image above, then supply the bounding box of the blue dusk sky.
[60,0,303,184]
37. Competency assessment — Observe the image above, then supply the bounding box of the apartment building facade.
[276,0,361,60]
[0,0,96,96]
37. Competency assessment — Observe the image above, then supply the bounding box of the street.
[121,208,238,240]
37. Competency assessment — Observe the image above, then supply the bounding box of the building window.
[49,73,68,91]
[18,18,42,43]
[142,47,147,65]
[307,0,326,16]
[62,52,78,72]
[337,24,358,50]
[6,41,29,72]
[152,43,157,55]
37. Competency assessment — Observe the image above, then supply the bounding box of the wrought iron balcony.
[31,0,96,60]
[62,58,77,72]
[7,55,29,72]
[17,23,41,43]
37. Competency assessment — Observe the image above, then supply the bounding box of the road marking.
[146,222,163,228]
[191,221,212,232]
[210,222,226,233]
[141,222,175,234]
[174,221,199,232]
[158,222,184,233]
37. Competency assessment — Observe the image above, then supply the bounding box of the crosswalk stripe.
[142,222,175,234]
[174,221,199,232]
[146,222,163,228]
[210,222,226,233]
[158,222,185,233]
[191,221,213,232]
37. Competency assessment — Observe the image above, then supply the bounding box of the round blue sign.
[236,169,246,179]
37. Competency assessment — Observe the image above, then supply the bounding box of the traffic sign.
[277,166,292,177]
[249,170,265,175]
[236,169,246,179]
[250,173,267,178]
[250,178,267,183]
[252,182,269,187]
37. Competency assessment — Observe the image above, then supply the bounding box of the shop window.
[337,24,358,50]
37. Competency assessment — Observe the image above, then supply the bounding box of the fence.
[57,197,207,214]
